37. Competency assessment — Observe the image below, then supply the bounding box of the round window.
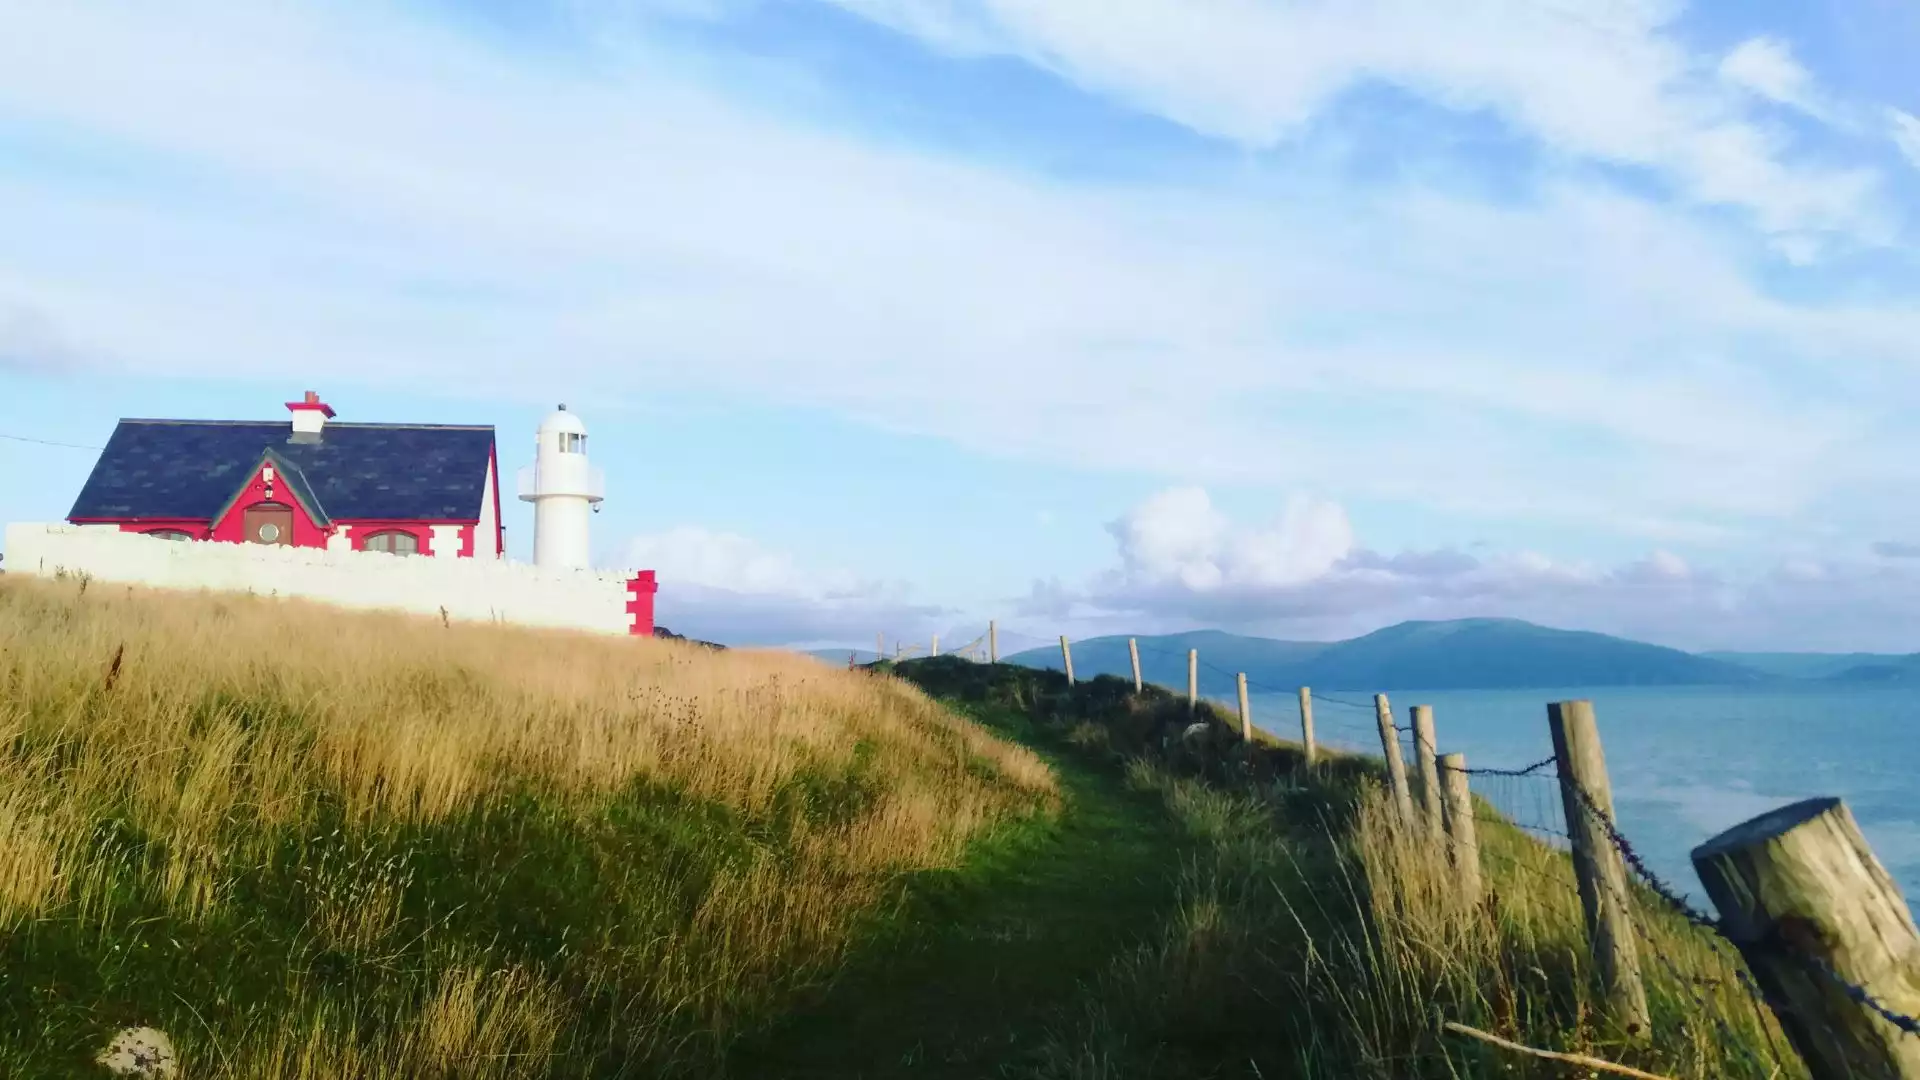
[258,523,281,542]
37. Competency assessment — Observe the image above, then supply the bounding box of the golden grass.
[0,574,1054,1076]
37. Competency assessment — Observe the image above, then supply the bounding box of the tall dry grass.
[0,574,1053,1076]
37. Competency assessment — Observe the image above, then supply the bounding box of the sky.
[4,0,1920,653]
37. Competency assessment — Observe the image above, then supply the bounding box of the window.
[363,530,420,556]
[558,432,584,454]
[146,529,193,541]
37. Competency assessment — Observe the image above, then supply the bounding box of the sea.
[1242,683,1920,918]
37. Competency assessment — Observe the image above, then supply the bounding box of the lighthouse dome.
[537,404,588,438]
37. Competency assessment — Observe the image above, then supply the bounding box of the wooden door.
[243,502,294,545]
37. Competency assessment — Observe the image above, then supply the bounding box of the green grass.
[869,656,1801,1080]
[728,701,1193,1078]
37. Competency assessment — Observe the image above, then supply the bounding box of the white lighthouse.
[517,404,605,570]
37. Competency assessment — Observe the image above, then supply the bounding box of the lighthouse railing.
[516,462,606,501]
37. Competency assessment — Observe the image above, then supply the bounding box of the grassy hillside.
[0,575,1055,1077]
[1009,618,1766,691]
[2,577,1802,1078]
[879,658,1799,1079]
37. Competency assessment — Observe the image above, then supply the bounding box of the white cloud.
[625,526,949,645]
[826,0,1888,244]
[1717,36,1833,121]
[1101,488,1353,593]
[1015,487,1920,652]
[1,3,1919,560]
[1888,108,1920,169]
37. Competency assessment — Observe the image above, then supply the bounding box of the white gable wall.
[478,457,502,558]
[5,522,634,635]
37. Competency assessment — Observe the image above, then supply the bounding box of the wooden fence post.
[1439,753,1480,906]
[1693,797,1920,1079]
[1187,649,1198,716]
[1548,700,1650,1035]
[1237,673,1251,743]
[877,632,884,661]
[932,633,940,657]
[1059,635,1076,686]
[1374,693,1415,826]
[1127,638,1142,693]
[1298,687,1317,766]
[1411,705,1444,840]
[989,620,998,664]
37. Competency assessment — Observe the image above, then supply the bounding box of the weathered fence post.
[1297,686,1317,766]
[877,632,884,661]
[989,620,998,663]
[1692,797,1920,1079]
[1187,649,1198,716]
[931,633,940,657]
[1411,705,1444,839]
[1374,693,1415,826]
[1059,635,1075,686]
[1548,700,1650,1035]
[1127,638,1142,693]
[1439,752,1480,906]
[1237,673,1251,743]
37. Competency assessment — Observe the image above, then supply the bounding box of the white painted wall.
[477,458,501,559]
[4,523,636,635]
[429,524,464,560]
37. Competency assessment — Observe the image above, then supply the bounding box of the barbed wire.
[1567,777,1920,1040]
[1453,753,1560,779]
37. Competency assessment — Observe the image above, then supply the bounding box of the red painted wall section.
[627,571,658,637]
[339,521,484,556]
[341,522,431,554]
[208,465,329,546]
[487,441,505,558]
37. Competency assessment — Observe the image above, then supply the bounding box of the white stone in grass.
[96,1027,177,1078]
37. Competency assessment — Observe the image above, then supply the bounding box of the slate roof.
[68,420,497,523]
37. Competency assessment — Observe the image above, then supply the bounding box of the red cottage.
[67,391,506,559]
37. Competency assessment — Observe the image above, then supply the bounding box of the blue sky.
[5,0,1920,652]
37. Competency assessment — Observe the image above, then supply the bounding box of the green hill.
[1007,618,1766,691]
[1702,650,1911,680]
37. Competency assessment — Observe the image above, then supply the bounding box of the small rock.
[96,1027,177,1079]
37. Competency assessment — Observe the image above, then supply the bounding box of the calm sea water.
[1243,683,1920,917]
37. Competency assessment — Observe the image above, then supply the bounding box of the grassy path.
[725,705,1192,1079]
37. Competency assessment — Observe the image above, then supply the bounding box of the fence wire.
[1561,766,1920,1044]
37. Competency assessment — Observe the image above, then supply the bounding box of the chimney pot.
[304,390,318,404]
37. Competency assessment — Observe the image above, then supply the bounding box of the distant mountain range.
[806,618,1920,691]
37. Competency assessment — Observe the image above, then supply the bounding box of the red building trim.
[285,390,337,419]
[626,571,658,636]
[208,464,330,546]
[337,520,482,558]
[487,441,505,558]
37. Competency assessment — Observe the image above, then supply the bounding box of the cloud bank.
[1014,488,1920,653]
[627,527,950,646]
